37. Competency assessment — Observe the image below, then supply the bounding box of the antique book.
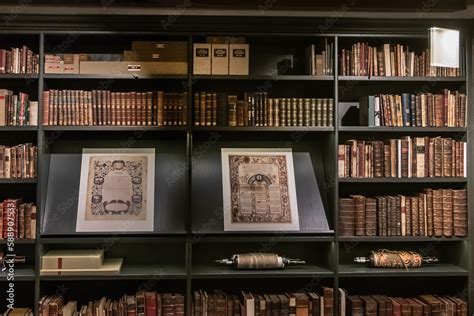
[365,197,377,236]
[442,189,453,237]
[352,195,366,236]
[41,249,104,270]
[346,296,362,316]
[360,296,377,316]
[452,189,468,237]
[338,198,355,236]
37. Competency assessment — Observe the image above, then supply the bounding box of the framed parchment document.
[221,148,299,231]
[76,148,155,232]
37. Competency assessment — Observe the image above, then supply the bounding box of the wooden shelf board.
[191,265,334,279]
[39,265,187,281]
[192,75,334,81]
[338,76,466,82]
[338,264,468,277]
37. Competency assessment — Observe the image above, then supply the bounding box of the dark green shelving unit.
[0,17,471,316]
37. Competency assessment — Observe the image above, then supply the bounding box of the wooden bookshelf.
[0,19,471,315]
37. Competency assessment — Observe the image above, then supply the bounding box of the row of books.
[42,90,188,126]
[306,40,334,75]
[338,137,466,178]
[194,92,334,127]
[0,199,37,239]
[195,289,335,316]
[0,90,38,126]
[339,189,467,237]
[0,46,39,74]
[8,291,469,316]
[0,143,37,179]
[339,43,462,77]
[359,90,467,127]
[344,294,467,316]
[38,292,184,316]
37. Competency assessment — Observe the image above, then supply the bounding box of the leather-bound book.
[395,195,402,236]
[434,94,444,127]
[357,141,365,178]
[126,295,137,316]
[442,138,453,177]
[338,145,347,178]
[294,293,308,316]
[254,294,261,316]
[236,100,245,127]
[365,197,377,236]
[346,295,364,316]
[433,137,443,177]
[320,287,333,316]
[397,298,410,316]
[417,194,426,236]
[415,137,425,178]
[339,197,355,236]
[226,294,233,316]
[448,297,467,316]
[412,298,430,316]
[270,294,280,316]
[372,295,389,316]
[285,294,295,316]
[207,294,216,316]
[442,189,453,237]
[372,141,384,178]
[419,295,441,315]
[452,189,467,237]
[400,137,409,178]
[388,297,401,316]
[156,91,165,126]
[217,92,228,126]
[346,140,358,178]
[405,195,412,236]
[146,91,153,126]
[436,297,448,316]
[215,293,226,316]
[257,295,266,316]
[279,98,287,127]
[211,92,218,126]
[376,196,388,236]
[424,189,434,236]
[383,144,391,178]
[225,95,236,127]
[307,293,320,316]
[279,294,289,316]
[360,296,377,316]
[351,195,366,236]
[387,196,396,236]
[175,294,185,316]
[145,292,158,316]
[263,294,272,316]
[316,99,323,127]
[310,99,316,127]
[136,291,146,316]
[198,92,206,126]
[406,298,423,316]
[432,189,444,237]
[411,196,419,236]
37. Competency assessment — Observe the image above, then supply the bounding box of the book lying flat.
[42,249,104,270]
[40,258,123,276]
